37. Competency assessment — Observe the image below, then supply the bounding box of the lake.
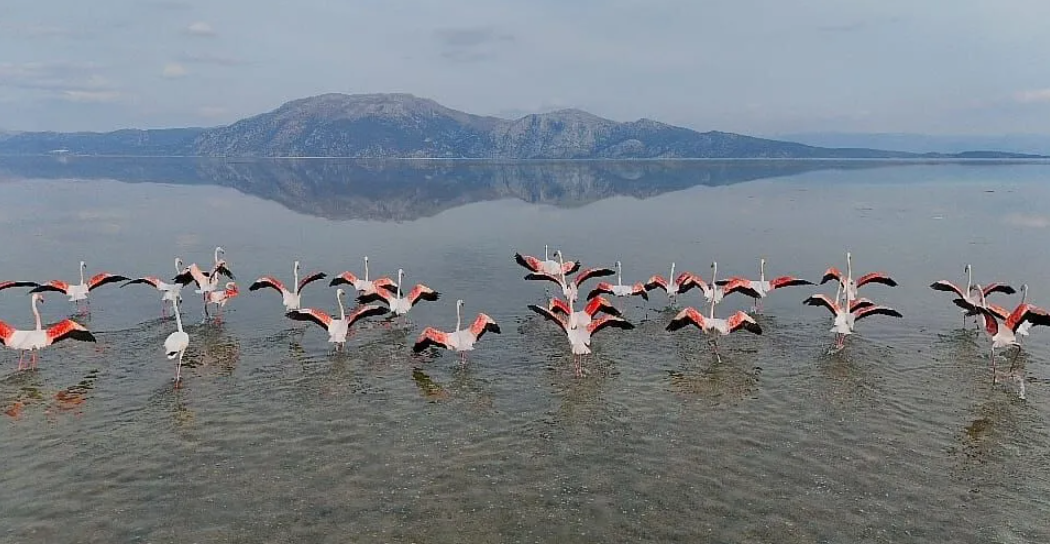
[1,157,1049,543]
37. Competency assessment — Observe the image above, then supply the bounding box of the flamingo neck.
[1022,285,1028,305]
[174,258,183,273]
[32,297,42,331]
[337,291,346,321]
[617,262,622,286]
[173,299,184,332]
[544,245,549,261]
[396,271,403,298]
[364,258,369,281]
[293,263,300,293]
[79,264,85,285]
[455,303,462,332]
[846,253,853,283]
[760,259,766,282]
[965,266,973,295]
[709,263,717,319]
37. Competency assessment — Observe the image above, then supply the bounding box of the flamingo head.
[616,260,621,268]
[456,299,464,308]
[32,293,44,304]
[80,260,86,270]
[225,282,239,297]
[336,287,346,299]
[964,263,971,274]
[294,260,301,272]
[175,257,184,270]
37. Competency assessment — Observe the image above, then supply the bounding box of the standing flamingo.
[971,285,1050,384]
[645,262,701,304]
[330,256,397,296]
[30,261,129,314]
[173,257,235,304]
[0,281,39,293]
[122,258,185,316]
[820,251,897,301]
[412,299,501,359]
[803,283,902,350]
[164,297,190,386]
[249,260,327,311]
[524,253,614,304]
[0,293,96,370]
[204,282,239,319]
[285,288,389,351]
[714,258,814,312]
[527,297,634,377]
[515,246,580,276]
[358,268,439,317]
[930,264,1015,327]
[587,261,650,301]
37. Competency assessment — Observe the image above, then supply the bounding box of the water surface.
[1,158,1049,543]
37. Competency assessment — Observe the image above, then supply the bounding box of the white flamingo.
[803,282,902,350]
[330,256,397,296]
[820,251,897,302]
[528,295,634,377]
[412,300,501,359]
[249,260,328,311]
[587,261,650,301]
[714,258,814,312]
[122,258,185,316]
[163,297,190,385]
[524,253,614,304]
[515,246,580,276]
[285,288,388,350]
[931,264,1014,326]
[30,261,129,313]
[360,268,439,317]
[0,293,96,370]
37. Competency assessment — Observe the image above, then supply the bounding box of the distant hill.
[774,132,1050,156]
[0,94,1045,159]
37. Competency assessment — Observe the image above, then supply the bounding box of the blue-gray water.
[1,158,1049,543]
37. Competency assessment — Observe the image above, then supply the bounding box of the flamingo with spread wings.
[930,264,1015,327]
[30,261,129,314]
[644,262,701,304]
[330,256,397,296]
[0,280,39,293]
[286,288,388,350]
[528,298,634,377]
[413,299,501,359]
[0,293,96,370]
[820,251,897,302]
[358,268,439,317]
[249,260,327,311]
[548,295,622,329]
[515,246,580,277]
[587,261,650,301]
[803,283,902,350]
[525,254,614,304]
[714,258,814,312]
[971,285,1050,385]
[122,258,185,316]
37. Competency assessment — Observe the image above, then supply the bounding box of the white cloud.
[184,21,216,37]
[1014,89,1050,104]
[1004,213,1050,228]
[162,62,189,78]
[60,90,123,103]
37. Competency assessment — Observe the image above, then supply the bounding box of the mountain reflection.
[0,156,899,222]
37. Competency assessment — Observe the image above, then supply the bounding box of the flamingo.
[930,264,1015,327]
[678,261,762,306]
[358,268,439,317]
[248,260,327,311]
[285,288,388,350]
[714,258,814,312]
[665,306,762,358]
[173,257,235,303]
[515,246,580,276]
[121,258,185,316]
[30,261,129,313]
[524,254,614,304]
[644,262,700,304]
[820,251,897,301]
[203,282,239,319]
[0,293,96,370]
[1016,284,1034,343]
[163,297,190,385]
[0,281,39,293]
[586,261,650,301]
[548,295,623,329]
[803,283,902,350]
[330,256,397,296]
[527,297,634,377]
[972,285,1050,385]
[412,299,501,359]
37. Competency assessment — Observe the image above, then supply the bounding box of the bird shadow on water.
[666,336,762,405]
[1,367,100,420]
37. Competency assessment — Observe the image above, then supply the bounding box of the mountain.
[0,93,1045,159]
[773,132,1050,156]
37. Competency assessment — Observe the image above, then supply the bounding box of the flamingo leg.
[30,352,38,369]
[990,345,998,385]
[174,351,184,387]
[17,351,24,371]
[1008,345,1022,371]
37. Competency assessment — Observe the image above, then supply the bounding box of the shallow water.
[1,158,1049,543]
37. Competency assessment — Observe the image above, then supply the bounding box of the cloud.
[1014,89,1050,104]
[0,62,116,94]
[1004,213,1050,229]
[197,106,228,118]
[184,21,216,37]
[179,53,249,66]
[433,26,515,63]
[60,90,124,103]
[162,62,189,78]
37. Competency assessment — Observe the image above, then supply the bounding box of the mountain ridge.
[0,93,1044,159]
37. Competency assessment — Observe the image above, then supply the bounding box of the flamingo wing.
[297,271,328,292]
[548,298,572,316]
[666,307,707,332]
[930,280,965,297]
[46,320,96,344]
[981,283,1016,297]
[470,313,501,339]
[285,308,332,330]
[726,311,762,335]
[514,253,545,273]
[213,263,236,281]
[1006,304,1050,332]
[574,267,616,287]
[583,296,622,318]
[630,282,649,300]
[347,304,390,327]
[985,303,1010,320]
[951,297,978,313]
[768,276,815,290]
[29,281,71,295]
[560,260,582,276]
[0,320,15,345]
[527,304,569,334]
[413,327,451,353]
[588,316,634,334]
[524,272,564,286]
[720,278,762,299]
[0,280,38,291]
[852,305,903,321]
[820,267,843,285]
[855,272,897,288]
[329,271,359,287]
[980,310,999,337]
[406,284,440,306]
[586,282,615,300]
[803,294,840,316]
[87,272,131,291]
[122,276,162,290]
[849,298,875,312]
[249,276,287,294]
[677,273,709,295]
[644,275,668,292]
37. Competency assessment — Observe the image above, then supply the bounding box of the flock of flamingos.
[1,245,1048,396]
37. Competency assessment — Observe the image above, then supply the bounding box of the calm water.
[1,158,1049,543]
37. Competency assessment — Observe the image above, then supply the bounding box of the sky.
[2,0,1050,135]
